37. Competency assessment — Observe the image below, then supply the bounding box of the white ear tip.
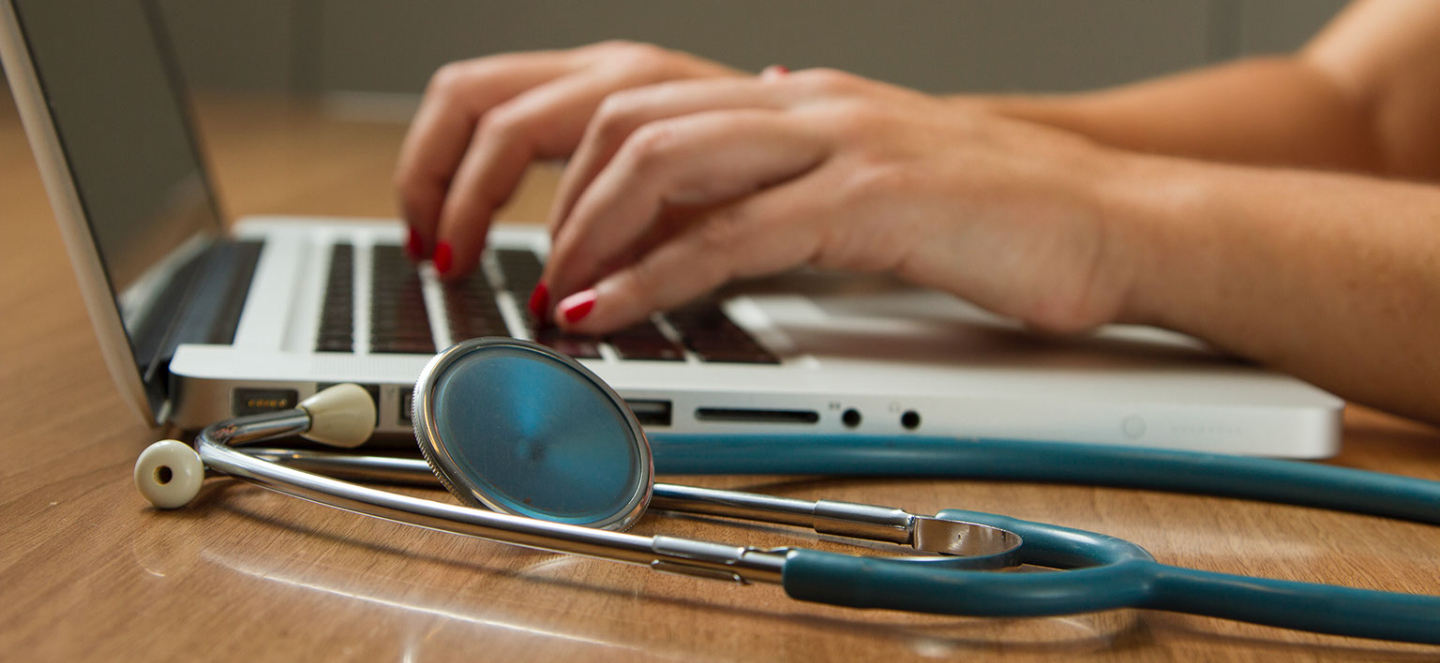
[299,383,376,448]
[134,440,205,509]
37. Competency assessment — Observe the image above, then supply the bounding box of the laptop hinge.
[140,239,264,409]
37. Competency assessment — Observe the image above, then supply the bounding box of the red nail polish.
[761,64,790,79]
[434,241,453,275]
[558,290,597,325]
[405,227,422,260]
[528,282,550,320]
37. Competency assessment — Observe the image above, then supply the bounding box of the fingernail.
[761,64,790,79]
[405,227,423,260]
[527,282,550,320]
[434,241,453,275]
[557,289,597,325]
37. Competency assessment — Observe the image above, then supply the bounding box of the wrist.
[1090,150,1215,330]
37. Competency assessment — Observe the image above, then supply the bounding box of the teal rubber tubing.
[784,505,1440,645]
[649,435,1440,525]
[783,550,1440,644]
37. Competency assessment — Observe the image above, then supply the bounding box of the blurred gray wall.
[154,0,1350,95]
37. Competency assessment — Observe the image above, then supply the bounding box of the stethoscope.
[134,338,1440,644]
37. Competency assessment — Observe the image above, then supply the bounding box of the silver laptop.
[0,0,1343,457]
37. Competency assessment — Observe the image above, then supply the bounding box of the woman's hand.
[394,41,742,277]
[540,68,1138,335]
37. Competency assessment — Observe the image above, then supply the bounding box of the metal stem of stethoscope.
[240,447,1016,554]
[189,408,791,584]
[136,389,1022,587]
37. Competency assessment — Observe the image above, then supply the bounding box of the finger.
[432,69,641,279]
[547,75,796,238]
[545,109,828,301]
[553,181,820,334]
[395,52,575,255]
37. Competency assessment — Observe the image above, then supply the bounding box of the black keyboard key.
[608,321,685,361]
[534,328,602,359]
[316,243,355,352]
[665,302,779,364]
[372,339,437,354]
[443,270,512,341]
[687,347,779,364]
[370,244,434,354]
[495,248,544,294]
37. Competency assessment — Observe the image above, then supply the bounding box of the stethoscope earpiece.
[134,382,376,509]
[134,439,204,509]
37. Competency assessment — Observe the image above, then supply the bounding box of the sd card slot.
[695,408,819,425]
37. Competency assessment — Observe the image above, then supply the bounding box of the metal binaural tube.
[240,447,1021,567]
[195,412,789,584]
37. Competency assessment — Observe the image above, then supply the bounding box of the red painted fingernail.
[405,227,423,260]
[527,282,550,320]
[558,289,597,325]
[434,241,453,275]
[761,64,789,79]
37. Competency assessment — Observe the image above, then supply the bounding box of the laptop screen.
[11,0,221,316]
[9,0,223,410]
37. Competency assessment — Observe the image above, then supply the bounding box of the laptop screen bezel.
[0,0,228,427]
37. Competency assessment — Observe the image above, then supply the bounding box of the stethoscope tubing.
[650,435,1440,525]
[178,413,1440,644]
[651,435,1440,643]
[786,510,1440,644]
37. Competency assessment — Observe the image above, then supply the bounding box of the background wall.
[153,0,1350,98]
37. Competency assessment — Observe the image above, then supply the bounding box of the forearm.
[956,57,1380,173]
[1104,153,1440,423]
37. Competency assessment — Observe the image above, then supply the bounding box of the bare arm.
[966,0,1440,180]
[1101,153,1440,423]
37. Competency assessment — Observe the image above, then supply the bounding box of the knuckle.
[619,262,661,310]
[591,92,645,143]
[609,42,678,77]
[820,103,886,137]
[798,67,859,93]
[697,207,749,254]
[620,122,680,173]
[426,61,472,98]
[475,104,528,145]
[592,38,641,53]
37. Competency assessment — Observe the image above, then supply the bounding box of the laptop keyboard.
[316,243,354,353]
[371,245,437,354]
[319,243,778,364]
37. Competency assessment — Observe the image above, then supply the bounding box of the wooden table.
[3,94,1439,662]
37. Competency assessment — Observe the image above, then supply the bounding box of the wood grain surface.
[2,95,1439,662]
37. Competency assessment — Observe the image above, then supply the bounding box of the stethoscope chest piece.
[411,337,653,531]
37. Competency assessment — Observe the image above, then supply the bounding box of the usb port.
[625,399,672,427]
[399,388,414,425]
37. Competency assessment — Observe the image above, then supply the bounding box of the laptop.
[0,0,1344,457]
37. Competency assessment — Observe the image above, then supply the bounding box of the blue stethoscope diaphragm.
[411,337,654,531]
